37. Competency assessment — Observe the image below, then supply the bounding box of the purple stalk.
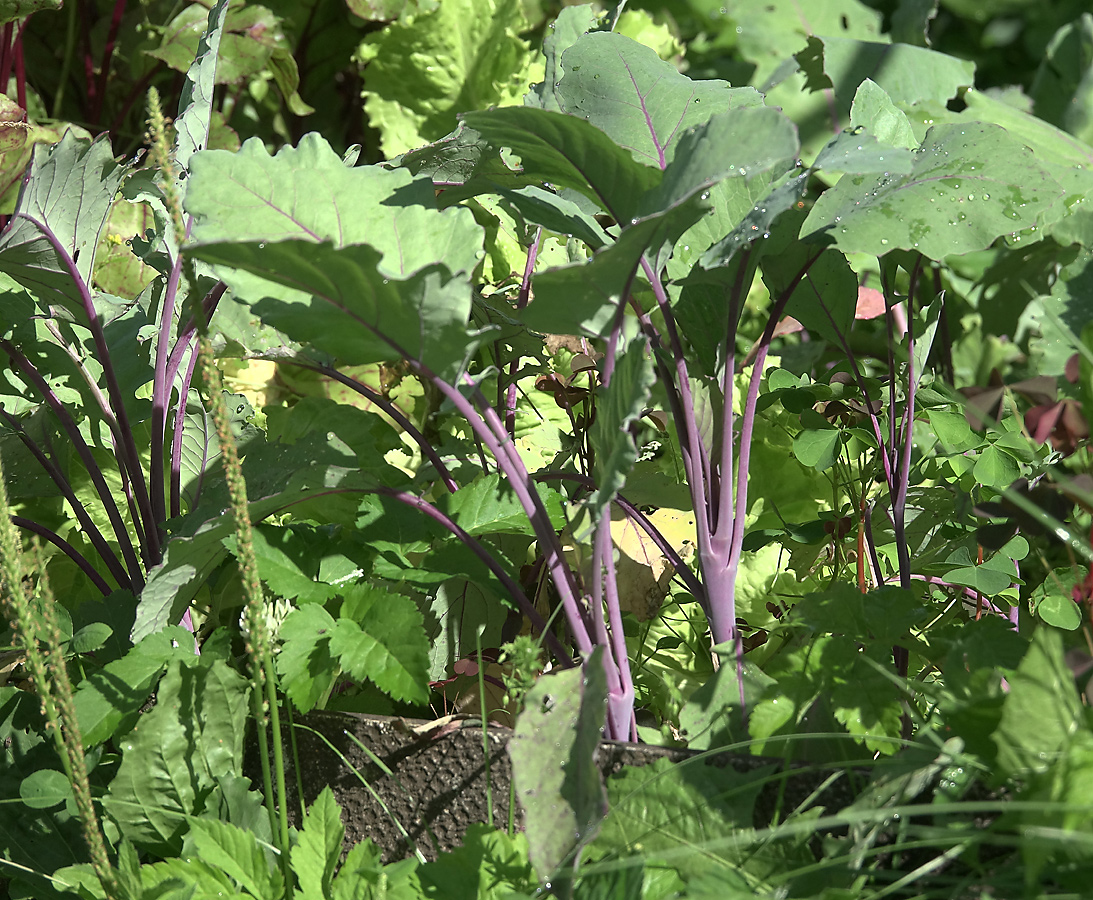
[532,471,705,601]
[1,409,130,590]
[370,486,573,664]
[170,342,200,518]
[13,213,160,565]
[151,253,184,530]
[90,0,127,126]
[282,360,458,494]
[505,228,542,436]
[595,515,636,739]
[10,516,113,595]
[0,338,143,588]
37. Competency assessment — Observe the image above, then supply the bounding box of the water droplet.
[880,238,888,245]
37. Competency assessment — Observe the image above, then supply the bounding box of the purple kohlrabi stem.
[284,361,458,494]
[505,227,542,436]
[594,515,636,739]
[0,338,144,589]
[14,214,160,566]
[151,253,184,530]
[532,471,706,601]
[170,341,200,518]
[371,486,573,665]
[10,516,113,595]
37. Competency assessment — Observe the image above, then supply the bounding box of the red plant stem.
[0,23,13,92]
[0,408,131,591]
[91,0,128,125]
[13,21,26,111]
[10,516,113,595]
[0,343,142,589]
[505,228,542,436]
[169,343,200,518]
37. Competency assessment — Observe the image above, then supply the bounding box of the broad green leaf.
[276,604,340,713]
[1030,14,1093,146]
[797,35,974,118]
[462,107,660,223]
[172,0,229,172]
[849,79,918,150]
[19,769,71,810]
[249,524,337,605]
[942,565,1012,596]
[188,242,478,380]
[0,1,62,24]
[793,584,926,646]
[811,129,913,175]
[189,818,283,899]
[793,424,843,471]
[996,626,1084,777]
[103,658,250,856]
[0,132,124,317]
[187,135,482,277]
[73,628,194,746]
[589,338,655,521]
[493,186,610,249]
[802,123,1064,260]
[331,583,430,704]
[440,472,564,535]
[358,0,539,156]
[292,787,345,900]
[147,3,287,84]
[526,199,706,338]
[589,755,769,881]
[699,171,810,269]
[414,824,536,899]
[1030,569,1083,630]
[679,644,774,751]
[526,3,599,112]
[640,106,799,215]
[726,0,884,87]
[972,442,1021,489]
[929,409,981,451]
[557,31,763,170]
[509,649,608,882]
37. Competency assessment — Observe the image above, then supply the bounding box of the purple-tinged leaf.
[557,32,763,170]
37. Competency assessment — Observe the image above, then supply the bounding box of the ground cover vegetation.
[1,0,1093,896]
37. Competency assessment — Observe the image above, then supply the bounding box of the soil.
[250,710,870,863]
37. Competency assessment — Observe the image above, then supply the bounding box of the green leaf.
[793,423,843,471]
[590,755,769,881]
[462,107,660,224]
[359,0,538,156]
[440,472,564,536]
[556,31,763,170]
[526,3,599,112]
[189,818,283,899]
[1031,15,1093,146]
[509,650,608,881]
[942,565,1012,596]
[849,79,918,151]
[172,0,229,172]
[293,787,345,900]
[526,199,706,338]
[797,35,974,119]
[103,658,250,856]
[802,122,1064,259]
[1030,567,1084,631]
[415,824,535,899]
[641,107,799,214]
[588,338,655,521]
[276,604,340,714]
[972,442,1021,489]
[187,135,483,277]
[330,584,431,704]
[996,626,1084,777]
[250,524,337,605]
[493,186,610,249]
[811,129,913,175]
[679,645,774,751]
[699,171,810,269]
[19,769,72,810]
[0,132,124,317]
[188,242,479,380]
[74,629,194,746]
